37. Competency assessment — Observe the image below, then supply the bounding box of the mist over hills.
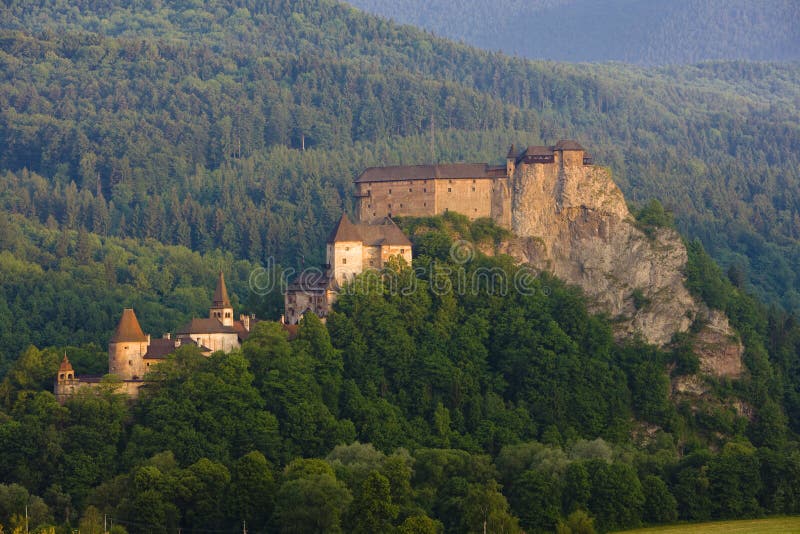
[345,0,800,64]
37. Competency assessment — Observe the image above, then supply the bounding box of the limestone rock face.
[501,162,742,378]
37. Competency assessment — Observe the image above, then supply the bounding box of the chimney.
[240,314,250,331]
[163,332,171,340]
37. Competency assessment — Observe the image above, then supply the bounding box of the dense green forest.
[2,214,800,533]
[346,0,800,64]
[0,0,799,314]
[1,1,800,531]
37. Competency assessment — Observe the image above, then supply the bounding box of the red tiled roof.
[59,353,73,373]
[144,338,176,360]
[110,309,148,343]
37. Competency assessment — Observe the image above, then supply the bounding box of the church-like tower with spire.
[54,272,257,401]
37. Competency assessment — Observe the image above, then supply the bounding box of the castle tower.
[506,144,517,176]
[54,353,80,403]
[57,353,75,382]
[210,271,234,327]
[326,214,364,287]
[108,308,149,380]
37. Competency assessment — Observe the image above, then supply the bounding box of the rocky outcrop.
[496,161,743,378]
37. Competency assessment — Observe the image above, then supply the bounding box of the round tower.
[108,308,149,380]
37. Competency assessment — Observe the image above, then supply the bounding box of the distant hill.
[345,0,800,64]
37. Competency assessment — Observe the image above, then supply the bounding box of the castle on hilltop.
[355,140,593,227]
[55,272,258,402]
[283,140,596,324]
[57,140,599,399]
[283,215,412,324]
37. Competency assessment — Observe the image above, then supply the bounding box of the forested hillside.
[346,0,800,64]
[1,0,799,314]
[1,2,800,530]
[3,214,800,533]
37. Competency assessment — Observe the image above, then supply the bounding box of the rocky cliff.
[499,161,743,379]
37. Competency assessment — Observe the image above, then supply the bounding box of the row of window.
[381,185,479,194]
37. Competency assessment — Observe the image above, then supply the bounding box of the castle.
[55,272,258,401]
[57,140,598,399]
[355,140,593,229]
[283,140,596,323]
[283,215,412,324]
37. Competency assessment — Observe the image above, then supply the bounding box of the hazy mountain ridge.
[345,0,800,64]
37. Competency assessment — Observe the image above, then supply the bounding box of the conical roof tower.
[210,271,234,326]
[110,308,148,343]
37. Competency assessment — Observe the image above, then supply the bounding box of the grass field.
[616,517,800,533]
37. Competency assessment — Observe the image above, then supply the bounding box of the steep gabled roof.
[110,308,148,343]
[359,217,412,247]
[327,215,412,247]
[523,145,555,156]
[327,213,362,243]
[212,271,232,308]
[554,139,585,151]
[143,338,176,360]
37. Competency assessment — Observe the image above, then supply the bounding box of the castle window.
[472,187,476,192]
[59,373,64,380]
[445,208,449,212]
[400,203,403,208]
[345,246,350,251]
[449,180,453,183]
[423,202,427,207]
[400,248,405,254]
[369,260,374,266]
[373,212,376,216]
[388,203,392,208]
[225,312,230,318]
[409,188,412,192]
[368,203,371,208]
[342,258,346,264]
[423,188,427,192]
[408,180,412,184]
[474,208,478,212]
[388,188,392,194]
[129,360,132,365]
[448,188,452,193]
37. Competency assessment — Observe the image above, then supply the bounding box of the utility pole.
[242,520,247,534]
[25,505,29,534]
[104,514,107,534]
